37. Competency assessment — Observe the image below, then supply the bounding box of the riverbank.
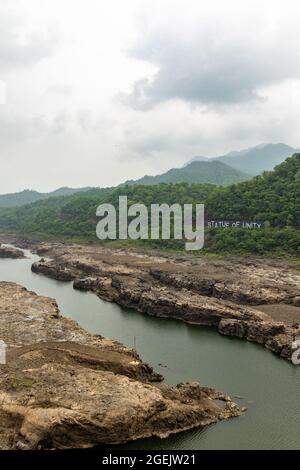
[2,235,300,362]
[0,243,24,259]
[1,238,300,450]
[0,280,241,450]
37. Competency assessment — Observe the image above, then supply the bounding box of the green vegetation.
[205,153,300,227]
[0,187,113,240]
[124,160,249,186]
[0,183,214,242]
[205,227,300,256]
[0,154,299,257]
[0,186,94,208]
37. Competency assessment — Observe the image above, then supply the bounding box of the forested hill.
[0,183,214,239]
[205,153,300,227]
[0,154,299,255]
[124,160,249,186]
[0,187,93,208]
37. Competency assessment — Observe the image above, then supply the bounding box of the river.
[0,246,299,450]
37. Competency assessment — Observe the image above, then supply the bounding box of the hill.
[124,160,249,186]
[215,143,296,175]
[0,183,214,241]
[0,187,93,208]
[0,156,248,210]
[188,143,297,175]
[182,156,209,166]
[0,155,299,255]
[206,153,300,227]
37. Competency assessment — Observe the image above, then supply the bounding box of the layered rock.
[151,270,299,305]
[0,282,241,450]
[4,237,300,362]
[32,248,300,359]
[74,275,294,360]
[0,244,24,259]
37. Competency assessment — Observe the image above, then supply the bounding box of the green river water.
[0,246,299,450]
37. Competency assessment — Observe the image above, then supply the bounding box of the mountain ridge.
[123,160,249,187]
[186,143,297,175]
[0,142,297,209]
[0,187,93,208]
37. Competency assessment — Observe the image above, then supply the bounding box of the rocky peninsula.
[0,281,241,450]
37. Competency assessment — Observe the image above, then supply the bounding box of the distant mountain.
[124,160,249,187]
[0,187,93,208]
[182,155,209,166]
[215,143,296,175]
[188,143,297,175]
[2,143,296,209]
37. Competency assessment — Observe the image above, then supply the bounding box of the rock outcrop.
[73,275,294,360]
[0,244,24,259]
[27,241,299,362]
[3,236,300,362]
[0,282,241,450]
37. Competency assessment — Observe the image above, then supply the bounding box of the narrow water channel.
[0,246,299,449]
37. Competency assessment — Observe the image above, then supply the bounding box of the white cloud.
[126,0,300,108]
[0,2,58,69]
[0,0,300,192]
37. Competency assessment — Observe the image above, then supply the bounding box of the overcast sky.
[1,0,300,193]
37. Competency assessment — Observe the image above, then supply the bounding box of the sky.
[1,0,300,193]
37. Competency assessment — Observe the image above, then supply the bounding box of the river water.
[0,246,299,450]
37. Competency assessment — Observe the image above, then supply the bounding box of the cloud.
[46,84,72,96]
[125,1,300,109]
[0,3,58,71]
[117,77,300,166]
[0,30,58,68]
[50,111,69,134]
[0,110,71,143]
[1,0,300,193]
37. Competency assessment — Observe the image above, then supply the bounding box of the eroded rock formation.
[0,244,24,259]
[26,240,300,362]
[0,282,240,450]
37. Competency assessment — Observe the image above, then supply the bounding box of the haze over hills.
[187,143,297,175]
[124,160,249,186]
[0,143,297,209]
[183,156,209,165]
[0,187,93,208]
[0,158,246,209]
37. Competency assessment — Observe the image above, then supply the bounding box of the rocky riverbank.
[29,243,300,362]
[0,243,24,259]
[0,281,241,450]
[1,235,300,362]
